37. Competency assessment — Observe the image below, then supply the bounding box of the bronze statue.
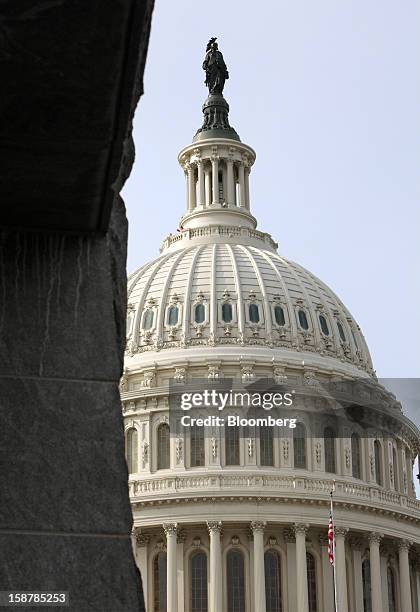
[203,37,229,95]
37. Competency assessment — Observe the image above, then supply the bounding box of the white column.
[350,538,364,612]
[380,554,390,612]
[211,156,219,206]
[132,530,149,607]
[284,528,297,612]
[207,521,223,611]
[415,563,420,612]
[398,540,413,612]
[187,164,196,212]
[204,165,211,206]
[164,523,178,612]
[335,527,349,612]
[368,532,383,612]
[244,165,251,210]
[177,531,185,612]
[197,160,205,207]
[226,158,235,206]
[251,521,266,612]
[294,523,309,612]
[237,162,245,208]
[320,534,334,611]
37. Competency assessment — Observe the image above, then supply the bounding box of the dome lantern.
[177,38,258,232]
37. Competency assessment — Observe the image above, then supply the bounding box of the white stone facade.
[123,89,420,611]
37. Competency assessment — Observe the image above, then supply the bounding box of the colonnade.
[134,521,420,612]
[185,156,251,212]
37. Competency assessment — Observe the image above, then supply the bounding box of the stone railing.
[160,225,278,252]
[129,472,420,515]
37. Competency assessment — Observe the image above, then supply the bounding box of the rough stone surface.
[0,0,154,609]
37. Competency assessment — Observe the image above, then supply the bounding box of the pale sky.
[122,3,419,408]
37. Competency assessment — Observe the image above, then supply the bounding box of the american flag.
[327,512,334,565]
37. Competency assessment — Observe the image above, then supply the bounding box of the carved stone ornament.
[273,367,287,384]
[142,441,149,467]
[370,454,375,476]
[334,526,349,539]
[208,365,220,381]
[134,530,150,547]
[231,535,240,546]
[315,442,322,465]
[156,539,167,552]
[207,521,222,534]
[241,365,254,383]
[163,523,178,537]
[247,438,254,458]
[174,367,187,384]
[368,532,383,545]
[345,447,351,469]
[142,370,156,388]
[175,438,183,464]
[250,521,266,534]
[304,370,320,387]
[293,523,309,537]
[268,536,277,547]
[211,437,218,458]
[192,537,202,548]
[283,439,289,461]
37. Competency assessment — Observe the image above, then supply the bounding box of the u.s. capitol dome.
[122,41,420,612]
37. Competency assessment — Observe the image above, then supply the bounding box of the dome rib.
[226,244,244,341]
[257,249,300,345]
[182,246,204,345]
[210,244,217,343]
[238,244,272,341]
[155,248,189,343]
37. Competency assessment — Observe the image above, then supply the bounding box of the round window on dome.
[298,309,309,330]
[319,314,329,336]
[249,303,260,323]
[168,305,179,326]
[222,302,233,323]
[143,309,154,330]
[337,321,346,342]
[194,303,205,324]
[274,305,285,326]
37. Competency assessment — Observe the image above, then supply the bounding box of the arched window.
[274,305,285,326]
[374,440,382,486]
[157,423,170,470]
[351,433,361,479]
[260,426,274,467]
[306,552,317,612]
[225,424,240,466]
[337,321,346,342]
[293,423,307,469]
[319,315,329,335]
[153,551,167,612]
[249,303,260,323]
[168,305,179,326]
[324,427,336,474]
[227,550,245,612]
[195,303,205,324]
[126,428,138,474]
[191,425,205,467]
[222,303,233,323]
[362,559,372,612]
[265,550,282,612]
[387,566,397,612]
[298,310,309,330]
[143,309,154,330]
[191,551,208,612]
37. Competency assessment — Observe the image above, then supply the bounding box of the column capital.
[368,532,383,546]
[283,527,296,543]
[397,539,412,552]
[163,522,178,537]
[132,528,150,547]
[334,526,349,539]
[250,520,266,534]
[207,521,222,535]
[348,535,365,551]
[293,523,310,537]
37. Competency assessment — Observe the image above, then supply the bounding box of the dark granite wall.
[0,1,155,609]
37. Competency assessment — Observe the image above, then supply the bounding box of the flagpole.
[331,481,338,612]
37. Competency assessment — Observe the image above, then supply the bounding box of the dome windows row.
[138,297,352,344]
[126,422,408,492]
